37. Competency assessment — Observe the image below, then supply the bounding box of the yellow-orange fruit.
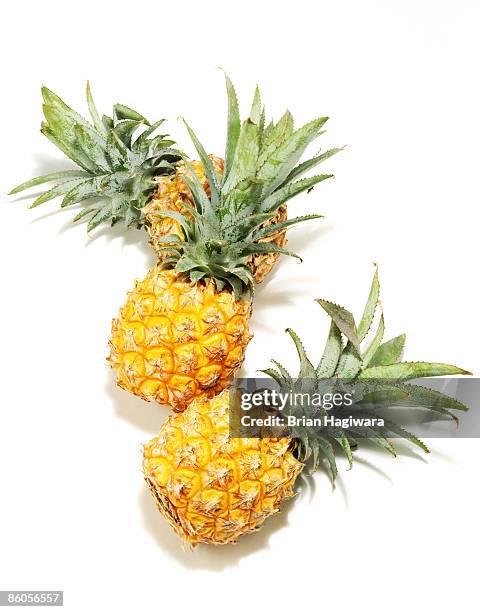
[108,267,252,412]
[143,156,287,284]
[143,390,303,545]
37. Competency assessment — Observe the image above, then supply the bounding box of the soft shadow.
[84,223,155,264]
[361,439,429,464]
[7,191,44,202]
[352,455,394,483]
[137,434,436,565]
[255,268,308,301]
[254,287,297,311]
[253,277,321,333]
[285,222,333,254]
[32,198,155,265]
[426,446,457,465]
[252,225,332,300]
[335,473,350,509]
[29,207,75,224]
[105,375,167,436]
[139,486,293,570]
[31,152,77,174]
[295,470,317,503]
[5,153,77,195]
[7,150,155,262]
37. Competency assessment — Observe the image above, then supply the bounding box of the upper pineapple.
[10,74,340,287]
[261,267,471,480]
[9,84,181,231]
[157,73,341,295]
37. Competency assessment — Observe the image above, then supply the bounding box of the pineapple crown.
[158,73,342,297]
[261,267,471,481]
[9,83,182,231]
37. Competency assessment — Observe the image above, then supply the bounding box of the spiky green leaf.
[358,266,380,341]
[260,174,333,213]
[253,214,323,241]
[9,170,89,195]
[369,334,406,367]
[113,104,149,123]
[86,82,105,134]
[279,147,344,186]
[28,179,86,208]
[258,117,329,196]
[223,71,240,178]
[316,299,361,355]
[285,328,316,379]
[317,321,343,377]
[182,119,220,205]
[362,313,385,367]
[359,362,471,380]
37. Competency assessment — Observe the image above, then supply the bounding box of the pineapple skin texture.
[108,268,252,412]
[143,156,288,284]
[143,390,303,545]
[143,157,223,251]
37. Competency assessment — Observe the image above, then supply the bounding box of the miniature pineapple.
[143,268,470,545]
[10,76,339,283]
[144,156,289,283]
[108,268,252,412]
[143,390,303,545]
[109,75,337,411]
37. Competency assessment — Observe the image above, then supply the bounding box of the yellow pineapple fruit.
[108,75,337,411]
[144,269,470,546]
[143,389,303,545]
[144,156,289,284]
[108,267,252,412]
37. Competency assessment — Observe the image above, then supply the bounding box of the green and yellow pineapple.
[143,268,470,545]
[10,76,339,284]
[108,75,338,411]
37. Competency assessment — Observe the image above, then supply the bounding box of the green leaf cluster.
[158,72,341,296]
[10,84,181,231]
[262,267,471,481]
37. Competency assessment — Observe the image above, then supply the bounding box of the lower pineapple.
[143,268,470,546]
[143,389,303,546]
[108,267,252,412]
[143,156,288,284]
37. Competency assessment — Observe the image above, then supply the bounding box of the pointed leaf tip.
[358,265,380,341]
[316,298,361,355]
[359,361,472,380]
[285,328,316,379]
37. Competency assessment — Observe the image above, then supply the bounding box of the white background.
[1,1,479,610]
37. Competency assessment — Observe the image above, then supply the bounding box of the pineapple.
[144,155,289,283]
[109,74,338,411]
[143,268,470,545]
[143,389,302,545]
[10,76,338,283]
[108,267,252,412]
